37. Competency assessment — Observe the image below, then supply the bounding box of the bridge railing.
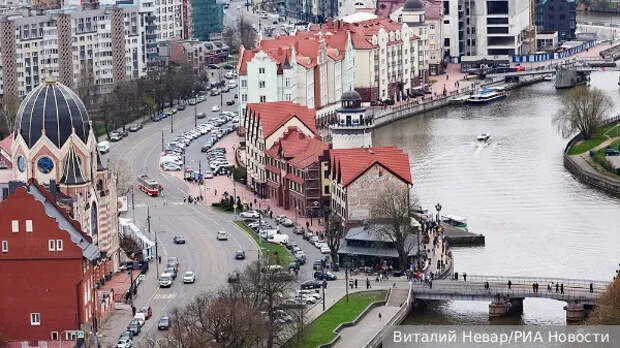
[453,274,610,288]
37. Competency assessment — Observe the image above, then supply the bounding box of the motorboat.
[441,215,468,228]
[464,87,506,105]
[477,133,491,142]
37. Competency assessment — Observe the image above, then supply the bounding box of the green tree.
[553,86,613,139]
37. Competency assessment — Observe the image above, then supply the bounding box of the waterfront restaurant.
[337,223,419,271]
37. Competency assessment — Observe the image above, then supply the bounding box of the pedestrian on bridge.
[507,280,512,289]
[556,283,559,293]
[590,283,593,293]
[561,283,564,294]
[463,273,467,282]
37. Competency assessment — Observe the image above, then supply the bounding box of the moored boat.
[464,88,506,105]
[441,214,468,229]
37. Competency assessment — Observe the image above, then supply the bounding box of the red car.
[139,306,152,320]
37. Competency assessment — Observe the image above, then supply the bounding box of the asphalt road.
[102,86,328,344]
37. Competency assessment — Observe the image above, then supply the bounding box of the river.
[373,71,620,325]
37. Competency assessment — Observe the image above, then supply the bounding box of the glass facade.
[192,0,224,41]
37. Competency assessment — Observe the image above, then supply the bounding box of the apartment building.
[243,102,317,198]
[238,28,355,122]
[535,0,576,42]
[166,38,229,68]
[443,0,531,60]
[0,5,145,100]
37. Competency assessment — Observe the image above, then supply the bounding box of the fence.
[511,41,597,63]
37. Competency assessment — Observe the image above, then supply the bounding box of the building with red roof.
[265,128,331,216]
[329,146,412,223]
[244,102,318,197]
[237,29,355,125]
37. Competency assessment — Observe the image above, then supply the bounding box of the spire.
[60,142,87,185]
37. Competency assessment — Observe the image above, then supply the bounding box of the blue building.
[192,0,224,41]
[535,0,577,41]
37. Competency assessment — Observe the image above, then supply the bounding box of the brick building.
[330,146,412,224]
[243,102,318,198]
[265,128,330,217]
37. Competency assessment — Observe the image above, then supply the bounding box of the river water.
[373,71,620,325]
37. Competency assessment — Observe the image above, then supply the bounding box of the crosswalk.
[153,293,177,300]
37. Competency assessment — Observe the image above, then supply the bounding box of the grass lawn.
[234,221,293,267]
[568,124,616,155]
[604,123,620,138]
[298,290,388,348]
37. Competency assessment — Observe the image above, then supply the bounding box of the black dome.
[14,78,90,148]
[341,90,362,102]
[403,0,423,10]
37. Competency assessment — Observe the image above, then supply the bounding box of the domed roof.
[14,76,91,149]
[341,90,362,102]
[403,0,424,11]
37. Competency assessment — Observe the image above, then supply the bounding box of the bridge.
[411,275,611,322]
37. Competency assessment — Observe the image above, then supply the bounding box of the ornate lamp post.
[435,203,442,224]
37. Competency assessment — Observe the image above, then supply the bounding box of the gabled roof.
[96,150,106,172]
[246,102,317,139]
[266,128,328,169]
[330,146,412,187]
[60,143,87,186]
[0,135,12,153]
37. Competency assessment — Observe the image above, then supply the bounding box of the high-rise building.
[535,0,576,42]
[191,0,222,41]
[0,5,146,101]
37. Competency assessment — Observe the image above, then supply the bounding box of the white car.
[183,271,196,284]
[133,313,146,327]
[320,245,331,254]
[240,211,260,219]
[217,230,228,240]
[159,273,173,288]
[211,105,221,112]
[161,162,181,171]
[97,141,110,153]
[117,337,132,348]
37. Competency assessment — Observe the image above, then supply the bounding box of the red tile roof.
[320,17,407,50]
[246,102,317,139]
[0,135,12,153]
[266,128,329,169]
[330,146,412,187]
[424,0,443,20]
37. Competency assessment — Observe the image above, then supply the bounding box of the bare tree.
[324,212,345,271]
[77,62,98,113]
[119,235,141,260]
[224,16,257,54]
[109,159,132,195]
[0,94,21,138]
[370,181,415,272]
[553,86,613,139]
[588,276,620,324]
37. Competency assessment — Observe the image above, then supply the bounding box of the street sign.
[77,330,85,339]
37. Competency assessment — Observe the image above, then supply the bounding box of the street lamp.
[435,203,442,224]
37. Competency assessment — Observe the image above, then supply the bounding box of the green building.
[192,0,224,41]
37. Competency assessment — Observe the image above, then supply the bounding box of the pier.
[411,275,609,322]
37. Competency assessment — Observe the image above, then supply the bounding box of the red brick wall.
[0,188,86,340]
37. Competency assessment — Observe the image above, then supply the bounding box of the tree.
[0,94,21,138]
[109,159,132,195]
[324,212,345,271]
[588,276,620,324]
[224,16,257,54]
[120,235,141,260]
[370,181,415,272]
[552,86,613,140]
[76,62,98,114]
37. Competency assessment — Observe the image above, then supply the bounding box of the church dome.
[403,0,424,11]
[14,76,91,149]
[341,90,362,102]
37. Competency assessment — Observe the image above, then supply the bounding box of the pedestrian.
[215,189,217,196]
[446,74,449,80]
[429,280,433,289]
[463,273,467,282]
[378,313,382,320]
[561,283,564,294]
[532,283,536,293]
[556,283,559,293]
[306,221,310,229]
[507,280,512,289]
[131,305,136,316]
[355,279,358,288]
[323,280,327,289]
[158,255,161,263]
[366,278,371,289]
[270,211,273,218]
[547,284,552,292]
[590,283,593,293]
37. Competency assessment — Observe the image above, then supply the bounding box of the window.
[258,67,265,74]
[1,241,7,252]
[259,96,266,103]
[49,240,55,251]
[31,313,40,326]
[12,220,19,232]
[259,81,265,88]
[241,79,247,87]
[56,240,63,251]
[26,220,33,232]
[241,94,247,102]
[324,186,330,195]
[51,331,59,341]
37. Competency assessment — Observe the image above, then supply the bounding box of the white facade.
[443,0,531,59]
[155,0,184,41]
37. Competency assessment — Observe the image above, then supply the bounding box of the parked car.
[235,250,246,260]
[320,245,331,254]
[293,226,305,234]
[312,259,323,270]
[212,105,221,112]
[226,99,235,105]
[98,141,110,153]
[300,280,323,290]
[117,337,132,348]
[240,210,260,219]
[183,271,196,284]
[281,218,294,227]
[127,321,141,335]
[314,271,337,281]
[605,147,620,156]
[129,124,140,132]
[133,313,146,327]
[139,306,152,320]
[177,104,186,110]
[109,132,122,142]
[158,316,171,330]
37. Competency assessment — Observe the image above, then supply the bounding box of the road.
[101,85,326,345]
[225,0,299,38]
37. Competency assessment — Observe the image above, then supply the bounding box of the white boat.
[441,215,468,228]
[464,88,506,105]
[477,133,491,142]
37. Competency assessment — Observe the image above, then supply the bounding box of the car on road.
[127,320,141,335]
[605,147,620,156]
[159,274,173,288]
[314,271,337,281]
[210,89,220,96]
[275,214,287,223]
[117,336,132,348]
[312,259,323,270]
[300,280,323,290]
[217,230,228,240]
[109,132,122,142]
[196,112,206,119]
[129,124,140,132]
[294,253,306,265]
[177,104,186,110]
[281,218,294,227]
[212,105,221,112]
[158,316,171,330]
[240,210,260,219]
[139,306,152,320]
[320,245,331,254]
[226,99,235,105]
[293,226,304,234]
[119,331,133,340]
[173,235,186,244]
[98,141,110,153]
[303,230,314,240]
[133,313,146,327]
[235,250,246,260]
[188,98,197,105]
[227,271,240,283]
[183,271,196,284]
[167,256,179,269]
[165,266,177,279]
[161,163,182,171]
